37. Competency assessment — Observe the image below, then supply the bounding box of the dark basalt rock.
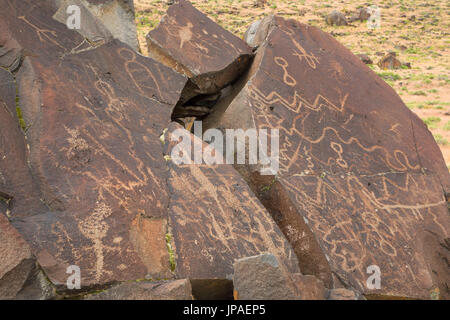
[378,52,403,70]
[146,0,253,103]
[1,0,448,301]
[233,253,299,300]
[1,0,186,289]
[0,214,34,299]
[204,15,450,299]
[325,10,348,26]
[85,279,193,300]
[164,123,300,282]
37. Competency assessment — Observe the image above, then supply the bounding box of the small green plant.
[443,121,450,131]
[433,134,448,146]
[165,233,176,272]
[377,72,401,81]
[422,116,441,129]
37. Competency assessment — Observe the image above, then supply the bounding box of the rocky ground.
[135,0,450,168]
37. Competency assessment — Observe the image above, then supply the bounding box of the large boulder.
[203,15,450,299]
[146,0,253,104]
[1,0,187,290]
[233,253,299,300]
[164,123,300,297]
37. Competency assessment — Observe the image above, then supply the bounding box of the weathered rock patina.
[0,214,34,299]
[233,253,299,300]
[1,0,448,301]
[1,0,186,289]
[146,0,253,102]
[205,15,450,299]
[164,124,300,282]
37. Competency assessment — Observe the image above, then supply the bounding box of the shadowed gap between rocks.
[169,52,255,129]
[189,279,234,300]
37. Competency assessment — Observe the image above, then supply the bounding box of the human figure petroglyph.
[280,27,319,69]
[78,199,117,282]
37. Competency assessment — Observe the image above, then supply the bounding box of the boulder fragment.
[378,52,402,69]
[146,0,253,104]
[0,66,47,218]
[325,10,348,26]
[356,53,373,64]
[61,0,140,51]
[244,15,277,49]
[204,15,450,299]
[233,253,299,300]
[53,0,113,44]
[349,7,371,23]
[327,288,362,300]
[85,279,193,300]
[291,273,327,300]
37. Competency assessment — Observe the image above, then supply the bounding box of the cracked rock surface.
[0,0,449,300]
[203,15,450,299]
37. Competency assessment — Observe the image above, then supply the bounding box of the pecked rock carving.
[0,0,448,300]
[163,123,300,295]
[146,0,253,112]
[1,0,186,289]
[203,15,450,299]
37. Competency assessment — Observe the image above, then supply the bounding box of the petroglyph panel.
[164,123,300,279]
[207,15,450,298]
[146,0,253,96]
[279,172,449,298]
[1,0,186,287]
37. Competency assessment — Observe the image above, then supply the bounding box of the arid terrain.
[135,0,450,168]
